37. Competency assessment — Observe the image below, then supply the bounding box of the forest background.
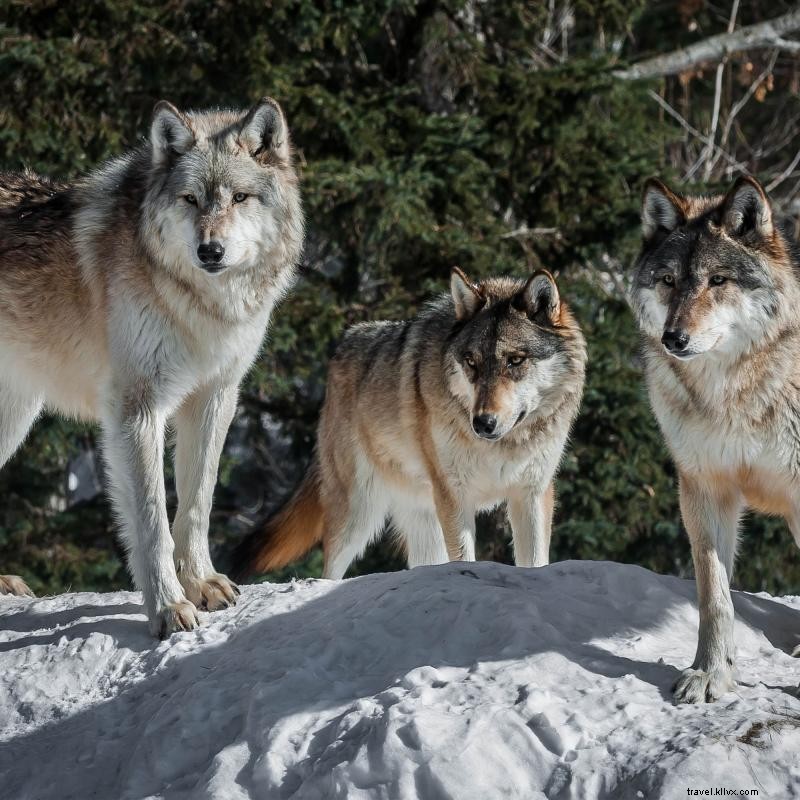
[2,0,800,594]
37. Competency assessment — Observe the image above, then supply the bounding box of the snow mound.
[1,560,798,799]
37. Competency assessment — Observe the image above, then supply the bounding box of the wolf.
[632,174,800,703]
[0,98,303,636]
[233,268,586,580]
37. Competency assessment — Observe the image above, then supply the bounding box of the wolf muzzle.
[197,240,225,272]
[472,413,499,439]
[661,329,690,356]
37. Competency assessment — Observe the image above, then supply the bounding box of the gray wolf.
[234,268,586,580]
[0,98,304,636]
[632,174,800,702]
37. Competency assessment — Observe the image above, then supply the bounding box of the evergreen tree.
[1,1,798,594]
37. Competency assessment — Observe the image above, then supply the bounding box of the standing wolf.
[234,268,586,580]
[0,98,303,636]
[632,175,800,703]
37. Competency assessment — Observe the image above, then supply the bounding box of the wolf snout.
[661,329,690,355]
[472,413,498,438]
[197,240,225,268]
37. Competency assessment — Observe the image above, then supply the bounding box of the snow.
[0,560,798,799]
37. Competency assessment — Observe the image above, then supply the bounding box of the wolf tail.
[231,460,325,580]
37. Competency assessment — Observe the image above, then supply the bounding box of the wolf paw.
[673,666,735,704]
[153,599,200,639]
[792,643,800,658]
[180,572,240,612]
[0,575,35,597]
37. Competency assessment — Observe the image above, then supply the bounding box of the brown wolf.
[0,99,303,636]
[632,175,800,702]
[234,268,586,580]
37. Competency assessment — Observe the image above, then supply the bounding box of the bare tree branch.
[646,90,746,172]
[774,37,800,53]
[765,147,800,192]
[615,9,800,80]
[501,225,560,239]
[706,50,779,175]
[700,0,740,181]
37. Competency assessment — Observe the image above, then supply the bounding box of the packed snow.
[0,560,798,799]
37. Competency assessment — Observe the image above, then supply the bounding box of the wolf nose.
[197,241,225,265]
[661,329,690,353]
[472,414,498,437]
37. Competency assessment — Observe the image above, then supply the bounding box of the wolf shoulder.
[331,295,452,376]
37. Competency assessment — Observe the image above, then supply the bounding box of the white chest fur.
[646,352,800,484]
[432,421,566,509]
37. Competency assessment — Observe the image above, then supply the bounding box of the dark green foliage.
[1,0,797,596]
[552,278,685,576]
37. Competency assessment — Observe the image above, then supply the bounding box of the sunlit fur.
[633,213,779,361]
[234,270,586,580]
[632,175,800,704]
[0,99,303,635]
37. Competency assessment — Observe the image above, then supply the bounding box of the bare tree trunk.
[615,9,800,81]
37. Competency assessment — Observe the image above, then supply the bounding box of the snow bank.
[0,560,798,799]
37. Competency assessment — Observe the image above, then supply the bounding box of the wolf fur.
[234,268,586,580]
[0,99,303,636]
[632,175,800,703]
[0,575,34,597]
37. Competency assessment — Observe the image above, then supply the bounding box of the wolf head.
[145,97,301,276]
[446,268,585,440]
[632,176,794,361]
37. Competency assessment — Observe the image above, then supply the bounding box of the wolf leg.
[786,511,800,656]
[508,482,554,568]
[103,398,197,637]
[0,385,43,468]
[458,520,477,561]
[788,509,800,551]
[322,473,387,580]
[432,487,476,561]
[391,505,449,568]
[172,382,239,612]
[0,385,43,598]
[673,473,741,703]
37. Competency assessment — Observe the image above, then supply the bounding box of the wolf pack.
[0,98,797,706]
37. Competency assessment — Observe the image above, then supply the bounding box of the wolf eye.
[233,192,248,204]
[662,274,675,286]
[507,355,526,367]
[710,274,727,286]
[464,354,477,369]
[184,194,197,205]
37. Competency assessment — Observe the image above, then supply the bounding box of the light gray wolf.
[632,174,800,703]
[0,98,304,636]
[233,268,586,580]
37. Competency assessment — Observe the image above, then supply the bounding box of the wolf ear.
[641,178,685,241]
[451,267,484,320]
[517,270,560,324]
[723,175,773,238]
[150,101,195,166]
[240,97,289,163]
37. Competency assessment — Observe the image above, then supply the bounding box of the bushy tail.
[231,460,325,580]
